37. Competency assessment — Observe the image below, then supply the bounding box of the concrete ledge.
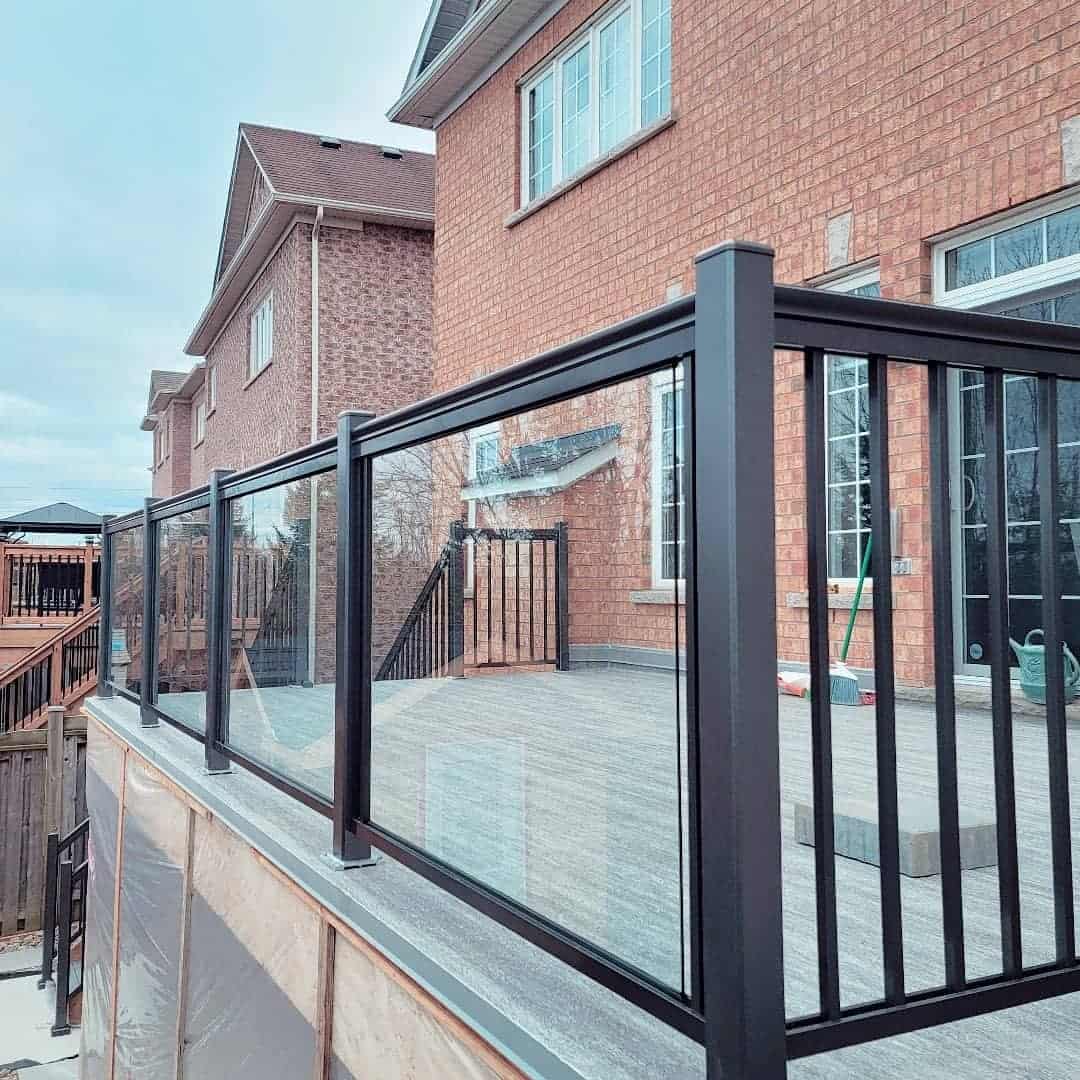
[83,696,702,1080]
[794,799,997,878]
[569,643,686,672]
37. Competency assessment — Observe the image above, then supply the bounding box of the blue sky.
[0,0,434,528]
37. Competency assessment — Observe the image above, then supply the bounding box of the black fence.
[97,243,1080,1077]
[5,550,99,617]
[40,816,89,1036]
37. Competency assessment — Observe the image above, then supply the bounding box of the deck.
[156,667,1080,1075]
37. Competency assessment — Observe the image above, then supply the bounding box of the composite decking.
[157,668,1080,1076]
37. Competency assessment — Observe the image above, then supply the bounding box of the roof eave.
[388,0,519,129]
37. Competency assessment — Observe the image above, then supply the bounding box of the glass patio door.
[955,371,1080,673]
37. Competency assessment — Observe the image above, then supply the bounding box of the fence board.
[0,721,86,937]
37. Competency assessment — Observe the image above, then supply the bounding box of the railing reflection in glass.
[107,525,144,695]
[369,363,690,994]
[153,507,211,731]
[223,470,337,799]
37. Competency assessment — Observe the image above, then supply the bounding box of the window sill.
[242,359,273,391]
[630,585,684,605]
[505,113,676,230]
[785,590,874,611]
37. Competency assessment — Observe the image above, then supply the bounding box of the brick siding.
[428,0,1080,685]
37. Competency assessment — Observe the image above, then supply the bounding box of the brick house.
[387,0,1080,686]
[139,124,436,698]
[143,123,435,498]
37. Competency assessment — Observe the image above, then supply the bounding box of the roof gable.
[214,132,272,286]
[406,0,475,87]
[0,502,103,533]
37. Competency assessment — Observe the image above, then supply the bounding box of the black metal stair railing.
[39,816,89,1036]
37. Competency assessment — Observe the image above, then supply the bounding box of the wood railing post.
[82,543,94,613]
[49,637,63,706]
[45,704,64,837]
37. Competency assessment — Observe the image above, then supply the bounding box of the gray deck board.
[157,669,1080,1076]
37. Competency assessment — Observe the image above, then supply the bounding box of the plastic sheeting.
[181,812,320,1078]
[112,757,188,1080]
[79,723,124,1080]
[330,929,508,1080]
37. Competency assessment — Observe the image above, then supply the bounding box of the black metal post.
[52,856,73,1036]
[692,240,786,1079]
[96,517,114,698]
[140,498,159,727]
[205,469,234,774]
[555,521,569,671]
[38,831,59,987]
[332,410,376,866]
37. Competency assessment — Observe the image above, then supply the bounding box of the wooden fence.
[0,708,86,936]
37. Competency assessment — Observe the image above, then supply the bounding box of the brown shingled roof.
[240,123,435,218]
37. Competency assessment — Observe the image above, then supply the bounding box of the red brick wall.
[429,0,1080,683]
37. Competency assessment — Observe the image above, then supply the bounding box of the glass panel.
[1059,445,1080,519]
[1004,375,1038,450]
[528,72,554,199]
[640,0,671,125]
[1005,450,1038,523]
[963,457,986,525]
[994,219,1043,277]
[561,43,591,177]
[829,533,858,578]
[599,8,632,152]
[829,485,857,531]
[828,436,856,483]
[1055,289,1080,326]
[828,355,857,391]
[154,508,210,731]
[963,526,988,596]
[108,525,144,695]
[1047,206,1080,261]
[961,383,985,454]
[828,389,856,437]
[1002,299,1053,322]
[225,471,337,798]
[1007,524,1041,597]
[369,366,689,993]
[946,237,992,290]
[1061,378,1080,444]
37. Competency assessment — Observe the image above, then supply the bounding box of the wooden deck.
[157,668,1080,1075]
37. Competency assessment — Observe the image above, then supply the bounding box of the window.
[821,268,881,578]
[520,0,672,205]
[193,400,206,445]
[933,191,1080,310]
[249,292,274,379]
[207,365,217,411]
[651,371,684,585]
[156,416,169,465]
[466,424,501,584]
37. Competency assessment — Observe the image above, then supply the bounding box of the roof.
[461,424,621,499]
[390,0,560,129]
[187,124,436,357]
[146,369,186,414]
[240,123,436,218]
[0,502,103,535]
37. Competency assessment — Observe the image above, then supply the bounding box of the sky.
[0,0,435,533]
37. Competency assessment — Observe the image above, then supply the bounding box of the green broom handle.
[839,535,872,665]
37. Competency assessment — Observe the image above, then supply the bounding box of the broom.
[830,537,871,706]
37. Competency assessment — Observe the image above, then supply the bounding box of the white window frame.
[931,187,1080,312]
[650,370,684,587]
[466,423,501,586]
[249,291,274,380]
[821,264,881,583]
[518,0,670,208]
[193,399,207,446]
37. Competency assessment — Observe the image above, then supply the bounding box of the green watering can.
[1008,629,1080,705]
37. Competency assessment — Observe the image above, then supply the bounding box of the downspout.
[307,206,324,685]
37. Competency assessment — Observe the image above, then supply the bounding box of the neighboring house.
[389,0,1080,686]
[144,123,435,498]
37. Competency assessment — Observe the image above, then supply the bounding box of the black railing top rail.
[148,488,211,523]
[104,511,143,535]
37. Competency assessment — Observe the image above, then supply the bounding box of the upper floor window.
[249,292,274,380]
[934,191,1080,310]
[521,0,671,205]
[193,400,207,445]
[207,365,217,411]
